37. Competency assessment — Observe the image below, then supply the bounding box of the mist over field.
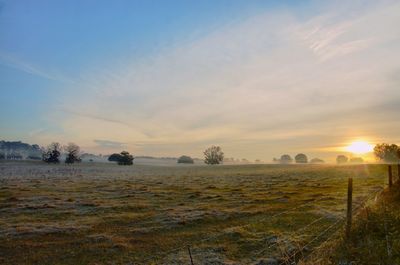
[1,0,400,264]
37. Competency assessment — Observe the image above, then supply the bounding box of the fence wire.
[138,185,384,264]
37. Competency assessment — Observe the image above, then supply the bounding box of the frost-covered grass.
[301,181,400,265]
[0,161,388,264]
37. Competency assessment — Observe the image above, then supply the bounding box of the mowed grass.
[0,161,390,264]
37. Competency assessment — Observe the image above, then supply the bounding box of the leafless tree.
[65,143,81,164]
[204,146,224,165]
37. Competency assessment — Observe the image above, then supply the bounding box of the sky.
[1,0,400,162]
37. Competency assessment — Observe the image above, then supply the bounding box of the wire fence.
[288,188,383,265]
[135,184,384,265]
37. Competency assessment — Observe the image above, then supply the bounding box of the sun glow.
[345,141,374,154]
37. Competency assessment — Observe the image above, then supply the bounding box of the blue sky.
[1,0,400,161]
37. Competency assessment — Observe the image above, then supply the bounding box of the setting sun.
[346,141,374,154]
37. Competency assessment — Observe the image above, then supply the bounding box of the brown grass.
[0,161,391,264]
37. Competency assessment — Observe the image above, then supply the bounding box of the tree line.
[3,141,399,166]
[38,142,135,165]
[273,153,324,164]
[41,142,82,164]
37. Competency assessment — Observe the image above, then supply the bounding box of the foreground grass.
[301,181,400,265]
[0,161,391,264]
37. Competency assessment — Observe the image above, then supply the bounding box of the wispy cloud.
[0,52,73,83]
[60,109,131,127]
[42,0,400,160]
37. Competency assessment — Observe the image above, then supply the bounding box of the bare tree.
[204,146,224,165]
[42,142,62,163]
[65,143,81,164]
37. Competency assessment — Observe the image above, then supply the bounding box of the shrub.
[310,158,324,164]
[295,153,308,163]
[108,151,134,165]
[280,154,293,164]
[177,155,194,164]
[108,153,122,162]
[117,151,134,165]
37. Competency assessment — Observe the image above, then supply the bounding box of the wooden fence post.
[388,165,393,188]
[346,177,353,240]
[397,163,400,184]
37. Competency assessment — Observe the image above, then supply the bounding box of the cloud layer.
[41,1,400,160]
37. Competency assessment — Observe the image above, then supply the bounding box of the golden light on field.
[345,141,374,154]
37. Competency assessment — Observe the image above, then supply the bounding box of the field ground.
[0,161,391,264]
[303,181,400,265]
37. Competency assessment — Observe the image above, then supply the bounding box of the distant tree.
[373,143,399,163]
[65,143,81,164]
[108,153,122,162]
[336,155,348,164]
[204,146,224,165]
[294,153,308,163]
[108,152,133,165]
[350,157,364,163]
[310,158,325,164]
[280,154,293,164]
[117,151,134,165]
[42,142,62,163]
[177,155,194,164]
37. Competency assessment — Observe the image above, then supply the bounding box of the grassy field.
[302,181,400,265]
[0,161,390,265]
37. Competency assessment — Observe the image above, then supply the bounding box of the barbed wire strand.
[139,186,383,264]
[298,187,384,264]
[140,197,330,264]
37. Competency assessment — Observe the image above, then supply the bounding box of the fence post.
[397,163,400,184]
[188,245,194,265]
[388,165,393,188]
[346,177,353,240]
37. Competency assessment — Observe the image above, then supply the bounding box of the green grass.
[302,181,400,265]
[0,161,393,264]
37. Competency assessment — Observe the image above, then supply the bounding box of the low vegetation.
[0,161,390,264]
[295,153,308,164]
[302,182,400,265]
[107,151,134,165]
[177,155,194,164]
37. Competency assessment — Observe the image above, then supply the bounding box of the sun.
[345,141,374,154]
